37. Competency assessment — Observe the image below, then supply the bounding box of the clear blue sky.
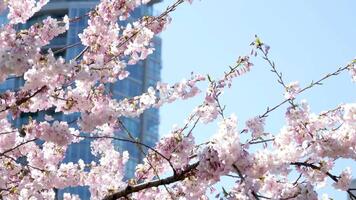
[155,0,356,199]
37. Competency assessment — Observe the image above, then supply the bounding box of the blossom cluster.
[0,0,355,199]
[349,60,356,82]
[7,0,49,24]
[0,15,69,83]
[245,116,265,138]
[284,81,301,99]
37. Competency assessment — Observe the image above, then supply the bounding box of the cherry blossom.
[245,116,265,138]
[333,167,352,191]
[348,59,356,82]
[284,81,301,99]
[0,0,355,199]
[7,0,49,24]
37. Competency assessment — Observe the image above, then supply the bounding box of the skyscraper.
[0,0,162,198]
[348,179,356,200]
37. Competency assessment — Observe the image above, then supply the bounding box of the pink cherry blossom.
[246,116,265,138]
[0,0,354,199]
[284,81,301,99]
[333,167,352,191]
[7,0,49,24]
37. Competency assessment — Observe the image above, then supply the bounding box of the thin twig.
[259,63,351,118]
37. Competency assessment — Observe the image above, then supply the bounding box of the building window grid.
[0,1,161,198]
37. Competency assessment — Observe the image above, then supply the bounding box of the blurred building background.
[0,0,162,198]
[348,179,356,200]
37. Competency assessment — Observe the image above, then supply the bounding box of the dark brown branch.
[0,139,37,157]
[117,119,178,177]
[2,154,46,172]
[291,162,356,199]
[53,42,82,55]
[0,130,16,135]
[15,86,47,106]
[248,138,275,145]
[103,162,199,200]
[232,164,260,200]
[74,46,89,61]
[293,173,303,185]
[0,86,47,113]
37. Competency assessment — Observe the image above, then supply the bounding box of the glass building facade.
[0,0,162,198]
[349,179,356,200]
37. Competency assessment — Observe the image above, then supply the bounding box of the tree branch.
[291,162,356,199]
[103,162,199,200]
[0,139,37,157]
[259,63,351,118]
[0,86,47,113]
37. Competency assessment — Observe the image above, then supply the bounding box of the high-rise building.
[0,0,162,198]
[348,179,356,200]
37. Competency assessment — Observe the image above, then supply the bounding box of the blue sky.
[155,0,356,199]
